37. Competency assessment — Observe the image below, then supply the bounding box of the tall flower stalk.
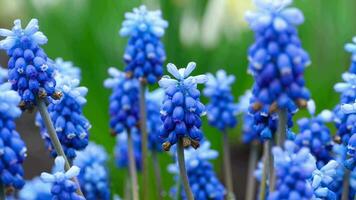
[159,62,207,200]
[203,70,238,199]
[119,5,168,199]
[245,0,311,195]
[0,19,84,196]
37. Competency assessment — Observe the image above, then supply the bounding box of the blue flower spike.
[114,131,142,170]
[0,82,27,191]
[344,36,356,73]
[54,58,81,80]
[246,0,311,114]
[204,70,238,131]
[120,5,168,84]
[311,160,338,200]
[158,62,208,151]
[0,19,61,111]
[19,177,52,200]
[41,156,85,200]
[340,102,356,170]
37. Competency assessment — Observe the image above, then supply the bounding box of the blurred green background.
[0,0,355,199]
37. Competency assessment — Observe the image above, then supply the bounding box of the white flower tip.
[307,99,316,115]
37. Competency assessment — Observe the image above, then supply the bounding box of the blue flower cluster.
[295,100,334,167]
[345,37,356,73]
[19,177,52,200]
[146,89,164,152]
[0,19,60,111]
[168,142,225,200]
[311,160,338,200]
[104,67,140,135]
[114,130,142,170]
[120,5,168,84]
[41,156,85,200]
[246,0,311,114]
[73,142,110,200]
[268,141,315,200]
[204,70,238,131]
[158,62,207,150]
[0,82,27,190]
[36,60,90,160]
[54,58,81,80]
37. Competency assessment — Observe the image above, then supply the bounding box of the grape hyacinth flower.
[246,0,311,114]
[0,19,61,111]
[19,177,52,200]
[74,142,110,200]
[295,100,334,167]
[120,5,168,84]
[268,141,315,200]
[114,130,142,170]
[168,142,225,200]
[0,82,27,190]
[345,37,356,74]
[41,156,85,200]
[146,89,164,152]
[54,58,81,80]
[0,67,8,83]
[104,67,140,135]
[36,73,90,160]
[311,160,338,200]
[203,69,237,199]
[158,62,207,150]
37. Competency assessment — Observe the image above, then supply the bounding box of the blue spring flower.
[36,69,90,159]
[295,100,334,167]
[19,177,52,200]
[104,67,140,135]
[54,58,81,80]
[114,130,142,170]
[345,37,356,73]
[0,19,60,111]
[0,67,8,83]
[158,62,207,151]
[168,141,225,200]
[120,5,168,84]
[204,70,238,131]
[41,156,84,200]
[268,141,315,200]
[73,142,110,200]
[146,89,164,152]
[311,160,338,200]
[246,0,310,114]
[0,82,27,190]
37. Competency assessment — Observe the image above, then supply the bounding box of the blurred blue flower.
[73,142,110,200]
[146,89,164,152]
[120,5,168,84]
[158,62,207,150]
[344,36,356,73]
[246,0,310,114]
[0,67,8,84]
[0,19,59,110]
[204,70,238,131]
[311,160,338,200]
[54,58,81,80]
[268,141,315,200]
[168,141,225,200]
[36,72,90,160]
[0,82,27,190]
[114,130,142,170]
[104,67,140,135]
[19,177,52,200]
[41,156,85,200]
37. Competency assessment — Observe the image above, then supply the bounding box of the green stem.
[177,138,194,200]
[245,141,259,200]
[259,140,271,200]
[127,129,139,200]
[342,167,351,200]
[0,182,5,200]
[139,83,149,200]
[222,131,235,200]
[152,151,164,200]
[37,98,84,196]
[124,175,132,200]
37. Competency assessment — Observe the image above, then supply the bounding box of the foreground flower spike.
[159,62,207,150]
[41,156,85,200]
[268,141,315,200]
[73,142,110,200]
[104,67,140,135]
[114,131,142,170]
[36,66,90,160]
[19,177,52,200]
[168,142,225,200]
[120,5,168,84]
[203,69,237,199]
[0,19,60,111]
[311,160,338,200]
[0,82,27,191]
[295,100,334,167]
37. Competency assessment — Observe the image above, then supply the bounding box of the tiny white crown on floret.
[204,69,235,97]
[41,156,80,183]
[55,74,88,105]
